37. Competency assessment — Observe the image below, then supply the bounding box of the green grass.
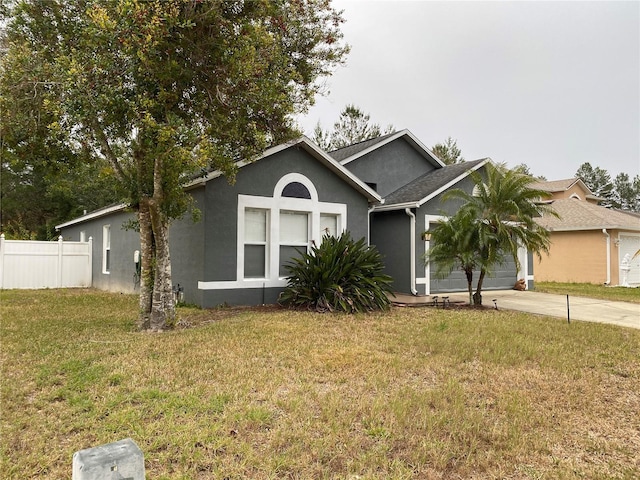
[1,289,639,479]
[535,281,640,304]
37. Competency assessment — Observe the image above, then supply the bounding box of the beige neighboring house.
[533,178,640,286]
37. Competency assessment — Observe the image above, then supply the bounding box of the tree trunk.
[137,200,153,330]
[148,198,176,331]
[473,269,486,306]
[464,267,473,305]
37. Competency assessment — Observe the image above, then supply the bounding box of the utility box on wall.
[72,438,145,480]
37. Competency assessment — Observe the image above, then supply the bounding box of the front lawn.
[535,281,640,304]
[1,289,639,479]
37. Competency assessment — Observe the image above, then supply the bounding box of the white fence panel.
[0,235,92,289]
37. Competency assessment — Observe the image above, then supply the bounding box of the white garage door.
[619,234,640,285]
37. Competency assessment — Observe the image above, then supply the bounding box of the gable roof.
[186,136,381,203]
[57,137,382,230]
[329,129,445,169]
[328,132,397,162]
[375,159,489,211]
[531,178,603,202]
[535,198,640,232]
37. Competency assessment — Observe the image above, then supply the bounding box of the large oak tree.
[1,0,348,330]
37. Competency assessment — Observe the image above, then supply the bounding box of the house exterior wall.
[169,187,206,306]
[534,230,609,284]
[552,184,589,201]
[343,139,436,197]
[536,229,640,285]
[60,209,140,293]
[370,210,411,293]
[199,147,371,307]
[59,148,371,308]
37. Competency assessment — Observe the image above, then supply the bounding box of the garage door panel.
[619,234,640,285]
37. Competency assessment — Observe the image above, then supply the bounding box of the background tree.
[575,162,614,207]
[440,164,557,305]
[313,104,394,150]
[431,137,464,165]
[2,0,348,330]
[512,163,547,180]
[611,172,640,211]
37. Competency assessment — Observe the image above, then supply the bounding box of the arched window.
[282,182,311,199]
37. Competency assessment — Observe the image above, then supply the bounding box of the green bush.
[279,232,394,313]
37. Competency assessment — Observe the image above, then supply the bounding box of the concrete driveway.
[445,290,640,330]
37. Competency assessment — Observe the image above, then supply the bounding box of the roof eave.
[371,201,420,212]
[416,158,490,208]
[56,203,129,230]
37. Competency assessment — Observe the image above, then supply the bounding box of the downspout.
[405,208,418,295]
[602,229,611,285]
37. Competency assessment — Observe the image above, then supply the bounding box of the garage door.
[619,234,640,285]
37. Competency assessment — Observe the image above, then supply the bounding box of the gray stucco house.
[57,130,519,307]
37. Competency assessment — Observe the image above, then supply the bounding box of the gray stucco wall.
[59,209,140,294]
[343,138,436,197]
[59,147,371,308]
[370,210,411,293]
[167,188,205,306]
[200,147,371,307]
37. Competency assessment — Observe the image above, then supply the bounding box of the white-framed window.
[320,213,339,239]
[201,173,348,291]
[244,208,269,278]
[279,210,310,277]
[102,225,111,274]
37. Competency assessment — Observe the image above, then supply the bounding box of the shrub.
[279,232,394,313]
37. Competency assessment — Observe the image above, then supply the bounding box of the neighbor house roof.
[535,198,640,232]
[374,159,488,211]
[329,129,445,169]
[531,178,603,202]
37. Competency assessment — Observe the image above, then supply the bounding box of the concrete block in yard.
[72,438,145,480]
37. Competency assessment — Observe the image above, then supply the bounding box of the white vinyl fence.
[0,234,92,289]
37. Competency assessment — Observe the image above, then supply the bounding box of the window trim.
[199,174,347,291]
[102,224,111,274]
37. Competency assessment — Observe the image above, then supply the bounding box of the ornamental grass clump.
[279,232,394,313]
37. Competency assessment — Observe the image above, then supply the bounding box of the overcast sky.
[296,0,639,180]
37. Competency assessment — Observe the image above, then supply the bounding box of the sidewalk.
[393,290,640,330]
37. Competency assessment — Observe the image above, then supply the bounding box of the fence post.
[58,235,64,288]
[88,237,93,287]
[0,233,4,289]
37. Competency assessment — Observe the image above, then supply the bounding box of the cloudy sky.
[296,0,639,180]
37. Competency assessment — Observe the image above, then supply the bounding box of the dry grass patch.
[1,289,639,479]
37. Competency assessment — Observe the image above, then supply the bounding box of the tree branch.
[90,118,127,183]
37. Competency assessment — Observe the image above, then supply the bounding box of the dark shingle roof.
[382,159,487,206]
[328,132,398,162]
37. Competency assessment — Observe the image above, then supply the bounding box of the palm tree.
[442,163,558,305]
[426,208,481,305]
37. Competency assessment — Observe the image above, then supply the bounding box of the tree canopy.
[431,137,464,165]
[575,162,640,212]
[312,104,394,150]
[1,0,349,329]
